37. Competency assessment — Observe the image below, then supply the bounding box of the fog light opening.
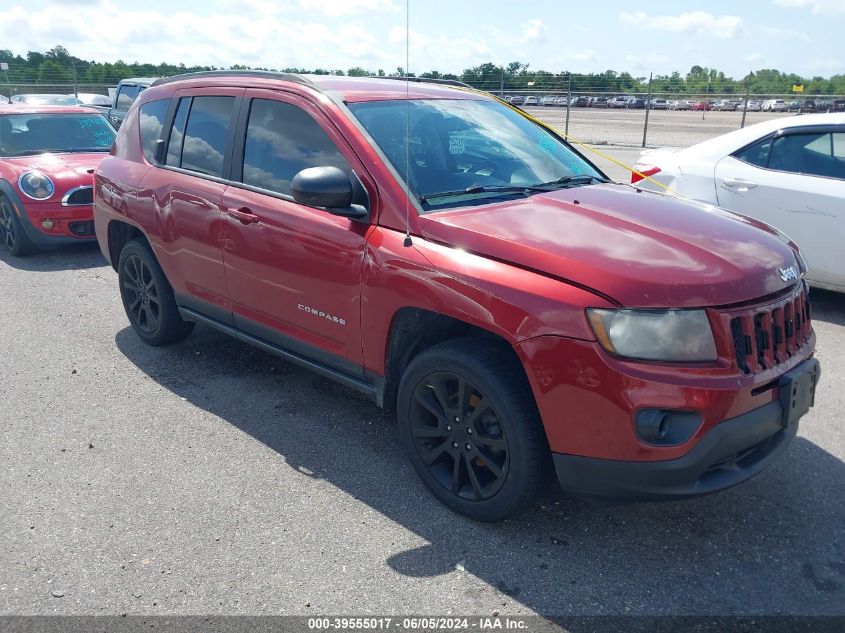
[41,219,55,230]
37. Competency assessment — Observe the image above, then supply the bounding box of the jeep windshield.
[347,98,606,211]
[0,113,116,157]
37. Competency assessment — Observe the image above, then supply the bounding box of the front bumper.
[552,362,816,500]
[17,201,96,245]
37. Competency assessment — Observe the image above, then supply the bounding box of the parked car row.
[1,72,823,521]
[4,77,159,130]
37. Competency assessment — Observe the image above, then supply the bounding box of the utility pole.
[1,62,10,99]
[642,72,652,148]
[72,60,78,98]
[500,67,504,97]
[740,80,750,129]
[703,70,712,121]
[565,72,572,136]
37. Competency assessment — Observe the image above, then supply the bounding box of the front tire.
[397,338,551,521]
[0,195,36,257]
[118,239,194,346]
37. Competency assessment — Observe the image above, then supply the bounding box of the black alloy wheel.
[117,239,194,346]
[0,196,34,256]
[122,253,161,334]
[408,371,509,501]
[398,338,551,521]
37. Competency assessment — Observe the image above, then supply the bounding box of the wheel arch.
[380,307,529,413]
[106,219,149,271]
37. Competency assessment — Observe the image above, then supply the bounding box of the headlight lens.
[587,308,718,362]
[19,171,55,200]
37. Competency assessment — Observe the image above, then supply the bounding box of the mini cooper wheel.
[397,338,551,521]
[0,195,35,257]
[118,239,194,346]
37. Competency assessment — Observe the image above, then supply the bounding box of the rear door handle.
[722,177,758,189]
[226,207,260,224]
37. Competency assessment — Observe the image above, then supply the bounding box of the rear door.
[140,88,243,321]
[220,89,372,368]
[714,126,845,289]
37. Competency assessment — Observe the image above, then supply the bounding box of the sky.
[0,0,842,78]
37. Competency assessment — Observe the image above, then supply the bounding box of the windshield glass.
[0,113,116,156]
[348,98,604,210]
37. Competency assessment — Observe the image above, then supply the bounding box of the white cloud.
[387,27,494,72]
[0,2,389,71]
[566,49,599,63]
[520,19,548,42]
[773,0,845,15]
[625,54,672,70]
[804,57,844,72]
[744,52,766,64]
[760,26,809,40]
[296,0,398,18]
[618,11,745,39]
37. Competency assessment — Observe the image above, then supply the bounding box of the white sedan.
[633,113,845,292]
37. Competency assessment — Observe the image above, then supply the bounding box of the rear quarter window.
[138,99,170,164]
[733,137,771,167]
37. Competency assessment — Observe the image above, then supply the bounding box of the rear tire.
[0,195,36,257]
[118,239,194,346]
[397,338,551,521]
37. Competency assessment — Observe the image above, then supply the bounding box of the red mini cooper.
[0,105,116,255]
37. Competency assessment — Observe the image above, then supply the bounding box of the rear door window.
[769,132,844,180]
[165,96,235,178]
[138,99,170,163]
[165,98,190,166]
[241,98,350,196]
[115,84,140,111]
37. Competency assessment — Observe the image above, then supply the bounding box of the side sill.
[178,306,380,403]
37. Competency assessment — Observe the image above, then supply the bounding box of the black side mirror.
[291,166,368,220]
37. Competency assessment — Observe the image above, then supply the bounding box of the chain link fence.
[4,81,842,149]
[497,90,843,148]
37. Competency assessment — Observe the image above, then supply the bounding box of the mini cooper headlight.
[587,308,718,362]
[19,171,55,200]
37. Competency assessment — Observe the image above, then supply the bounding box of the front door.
[220,90,372,367]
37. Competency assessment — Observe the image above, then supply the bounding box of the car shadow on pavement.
[115,324,845,616]
[0,243,106,272]
[811,289,845,326]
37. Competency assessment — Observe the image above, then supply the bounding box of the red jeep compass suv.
[93,72,820,521]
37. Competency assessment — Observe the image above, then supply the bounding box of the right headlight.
[19,171,55,200]
[587,308,718,362]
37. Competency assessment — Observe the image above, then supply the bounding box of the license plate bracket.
[778,359,821,427]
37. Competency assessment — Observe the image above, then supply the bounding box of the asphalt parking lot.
[1,150,843,617]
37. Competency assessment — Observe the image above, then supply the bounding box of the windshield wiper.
[532,174,608,189]
[419,175,609,203]
[419,185,537,203]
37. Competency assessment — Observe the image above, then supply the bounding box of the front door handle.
[722,177,758,190]
[226,207,260,225]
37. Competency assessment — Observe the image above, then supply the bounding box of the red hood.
[3,152,107,202]
[418,184,799,308]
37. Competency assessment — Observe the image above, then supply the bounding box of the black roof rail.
[150,70,315,88]
[382,76,475,90]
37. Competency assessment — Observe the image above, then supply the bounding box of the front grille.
[62,186,94,206]
[729,285,812,374]
[68,221,95,236]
